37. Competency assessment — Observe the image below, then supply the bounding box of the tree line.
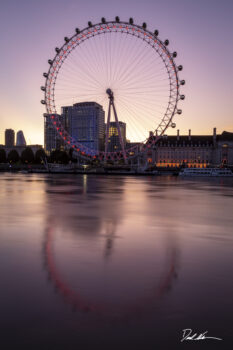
[0,148,77,164]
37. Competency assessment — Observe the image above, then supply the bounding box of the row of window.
[158,144,212,148]
[158,151,211,156]
[157,160,209,163]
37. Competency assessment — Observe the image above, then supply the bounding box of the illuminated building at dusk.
[147,128,233,168]
[61,102,105,153]
[107,121,126,152]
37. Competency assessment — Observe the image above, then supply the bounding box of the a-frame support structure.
[104,89,126,162]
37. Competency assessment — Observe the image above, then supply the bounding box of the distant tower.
[108,121,126,152]
[61,102,105,153]
[5,129,15,147]
[213,127,217,146]
[44,113,64,155]
[16,130,26,146]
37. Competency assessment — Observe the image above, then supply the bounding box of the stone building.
[147,128,233,168]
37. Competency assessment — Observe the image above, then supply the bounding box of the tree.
[7,150,20,163]
[58,151,69,164]
[50,150,69,164]
[50,150,61,163]
[0,149,7,163]
[34,148,46,164]
[21,147,34,164]
[68,148,77,163]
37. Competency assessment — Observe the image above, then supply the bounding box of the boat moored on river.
[179,168,233,177]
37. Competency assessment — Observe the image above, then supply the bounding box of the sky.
[0,0,233,145]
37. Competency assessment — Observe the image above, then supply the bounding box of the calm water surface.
[0,174,233,349]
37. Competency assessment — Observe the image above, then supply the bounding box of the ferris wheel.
[41,17,185,161]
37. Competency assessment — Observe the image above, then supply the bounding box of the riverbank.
[1,163,232,176]
[0,163,180,176]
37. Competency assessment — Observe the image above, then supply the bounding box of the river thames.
[0,174,232,349]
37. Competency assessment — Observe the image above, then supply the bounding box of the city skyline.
[0,0,233,145]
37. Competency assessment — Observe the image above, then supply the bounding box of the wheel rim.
[42,20,184,160]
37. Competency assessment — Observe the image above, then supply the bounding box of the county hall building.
[147,128,233,168]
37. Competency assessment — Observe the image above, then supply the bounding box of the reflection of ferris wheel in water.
[44,226,178,318]
[41,17,185,161]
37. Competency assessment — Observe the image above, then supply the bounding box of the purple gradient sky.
[0,0,233,145]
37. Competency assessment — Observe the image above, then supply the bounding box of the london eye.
[41,17,185,161]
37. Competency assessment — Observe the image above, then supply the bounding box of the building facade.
[44,114,65,155]
[147,128,233,168]
[16,130,26,146]
[61,102,105,153]
[5,129,15,147]
[107,121,126,152]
